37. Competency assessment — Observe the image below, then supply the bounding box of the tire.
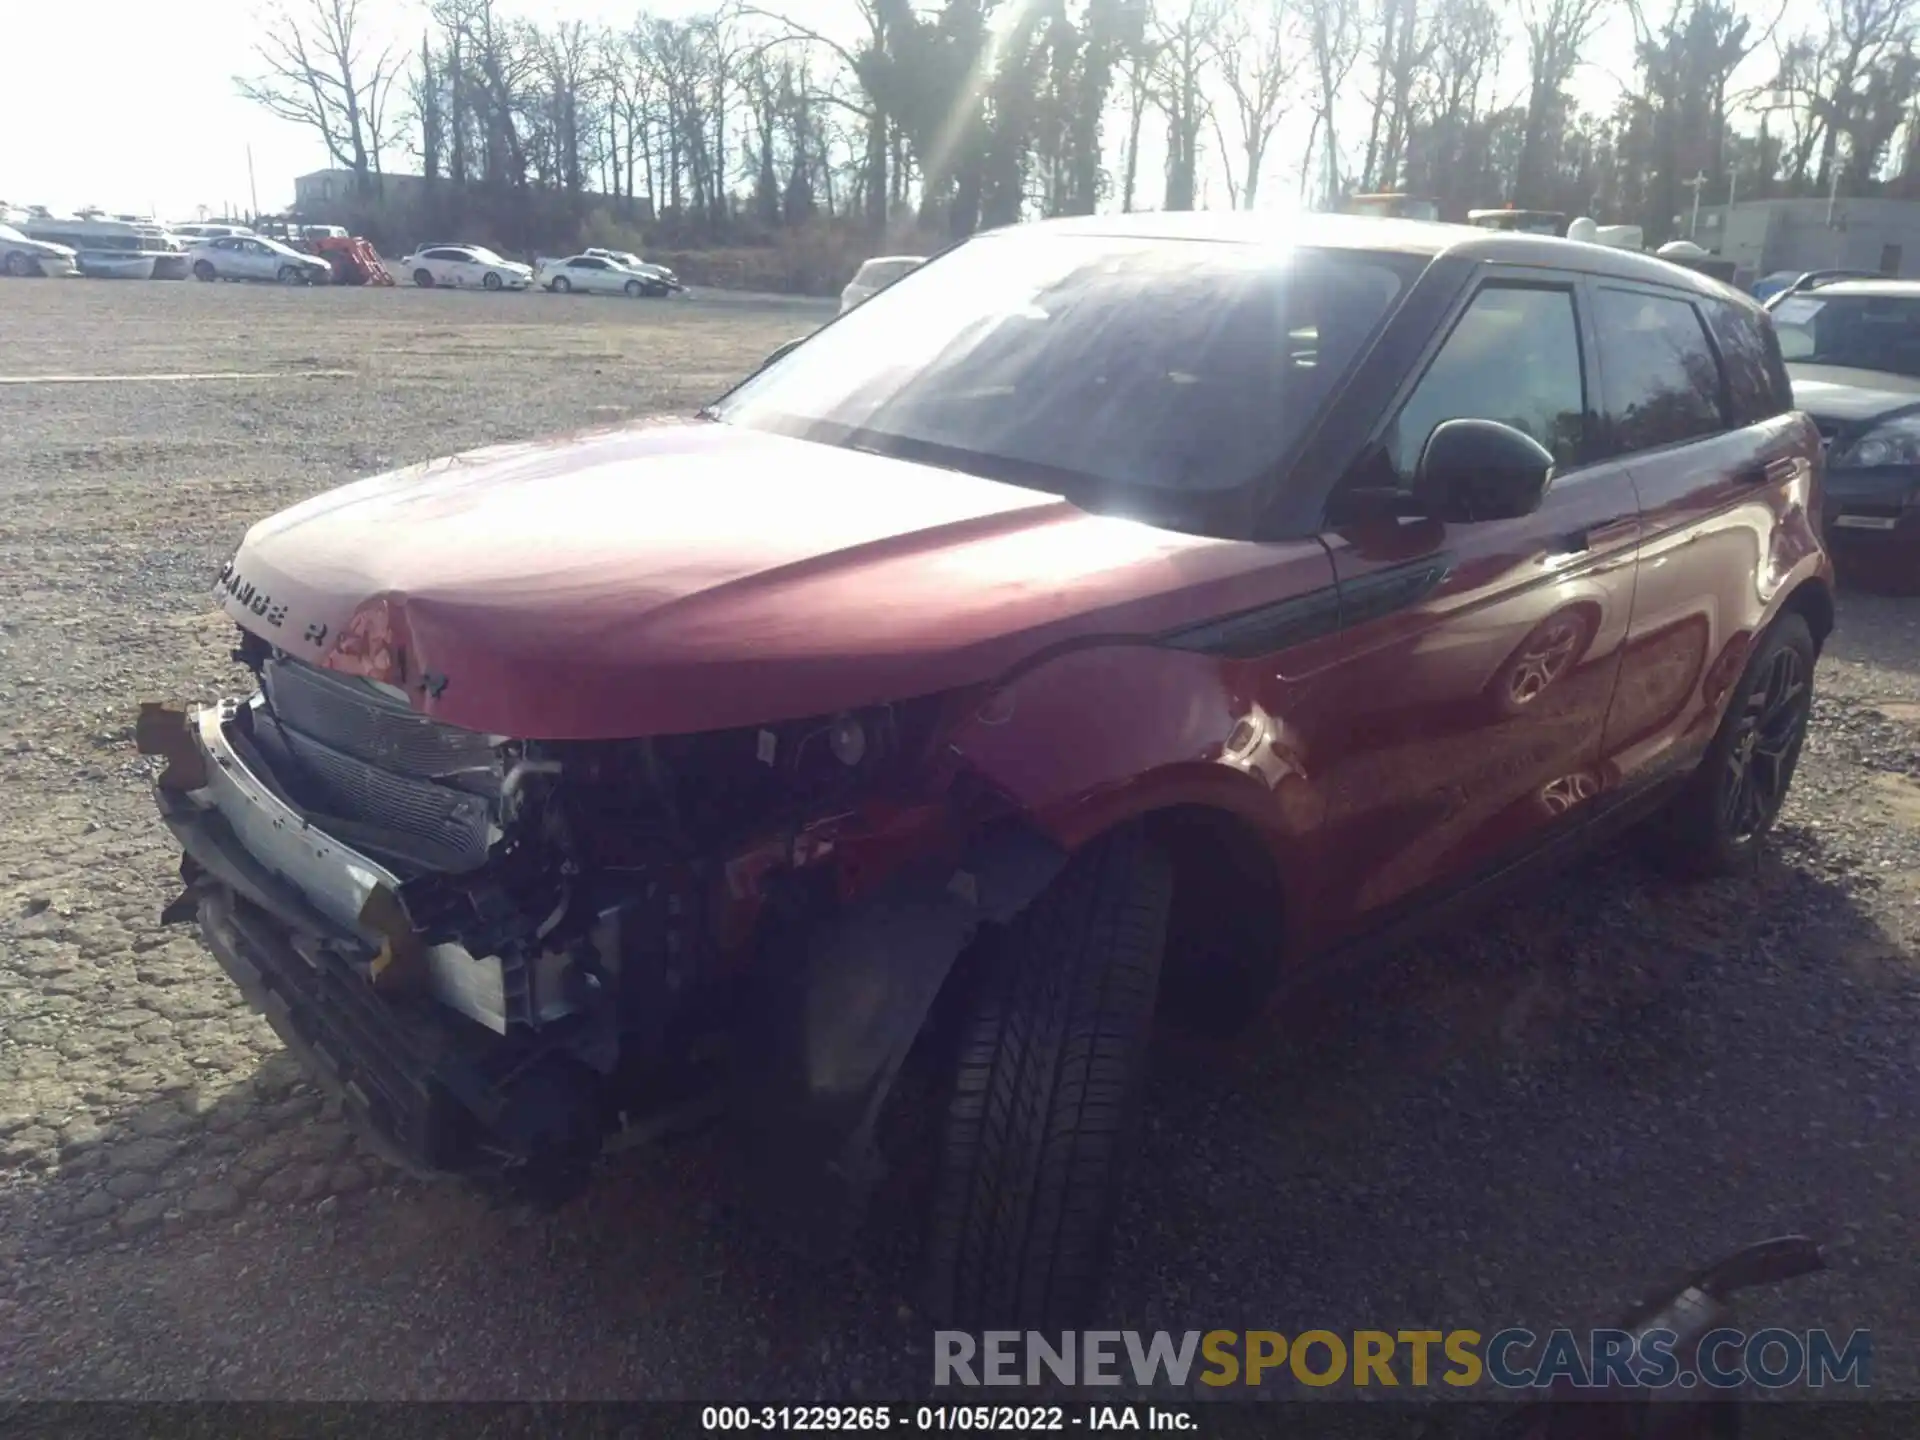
[193,260,218,282]
[276,265,302,284]
[923,824,1173,1328]
[414,268,435,288]
[551,276,571,293]
[484,271,503,291]
[4,250,36,277]
[625,278,643,297]
[1642,612,1816,878]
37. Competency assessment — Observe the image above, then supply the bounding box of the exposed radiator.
[253,658,502,873]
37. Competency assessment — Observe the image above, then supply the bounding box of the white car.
[0,222,78,278]
[537,253,675,297]
[171,222,255,243]
[583,248,682,292]
[399,244,533,291]
[839,254,924,313]
[187,234,332,284]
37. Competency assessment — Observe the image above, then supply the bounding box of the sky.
[0,0,1760,224]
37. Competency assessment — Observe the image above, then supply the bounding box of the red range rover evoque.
[141,212,1833,1327]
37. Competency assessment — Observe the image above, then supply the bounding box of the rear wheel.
[1642,612,1816,878]
[413,268,435,288]
[193,260,217,282]
[923,824,1172,1328]
[483,270,503,291]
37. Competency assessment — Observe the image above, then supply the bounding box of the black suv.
[1768,276,1920,589]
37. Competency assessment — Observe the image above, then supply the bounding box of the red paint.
[217,340,1830,973]
[218,421,1324,739]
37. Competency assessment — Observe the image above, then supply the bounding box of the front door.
[1283,273,1644,954]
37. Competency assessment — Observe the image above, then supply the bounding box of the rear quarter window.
[1704,299,1793,425]
[1593,287,1728,454]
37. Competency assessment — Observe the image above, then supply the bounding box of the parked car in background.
[139,213,1831,1334]
[1769,276,1920,590]
[171,222,256,244]
[188,234,333,285]
[536,253,674,296]
[583,248,682,292]
[399,244,533,290]
[839,254,923,312]
[1,222,79,278]
[11,211,186,279]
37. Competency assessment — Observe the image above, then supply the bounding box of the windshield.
[468,246,507,264]
[714,234,1412,497]
[1774,292,1920,378]
[0,223,28,244]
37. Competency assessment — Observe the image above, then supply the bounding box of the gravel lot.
[1,279,1916,1401]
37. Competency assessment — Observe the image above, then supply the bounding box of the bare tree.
[1211,0,1296,206]
[1298,0,1365,205]
[238,0,404,194]
[1151,0,1221,210]
[1514,0,1606,204]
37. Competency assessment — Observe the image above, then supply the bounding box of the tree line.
[243,0,1920,254]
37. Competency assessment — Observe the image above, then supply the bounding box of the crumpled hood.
[216,420,1315,739]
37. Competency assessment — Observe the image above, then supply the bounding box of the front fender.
[947,641,1318,949]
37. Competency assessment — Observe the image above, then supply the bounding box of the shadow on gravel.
[3,822,1913,1398]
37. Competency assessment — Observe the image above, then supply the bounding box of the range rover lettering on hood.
[214,419,1314,739]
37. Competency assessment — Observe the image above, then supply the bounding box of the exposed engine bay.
[144,628,1059,1211]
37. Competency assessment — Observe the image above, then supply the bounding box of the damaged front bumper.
[139,688,1066,1217]
[140,699,603,1189]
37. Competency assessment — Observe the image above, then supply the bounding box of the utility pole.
[247,145,260,222]
[1684,171,1709,239]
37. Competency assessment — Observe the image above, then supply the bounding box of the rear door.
[1589,284,1808,787]
[1299,269,1645,950]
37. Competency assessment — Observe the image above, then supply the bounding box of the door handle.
[1548,528,1591,555]
[1735,463,1772,486]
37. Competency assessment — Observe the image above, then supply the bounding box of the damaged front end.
[141,633,1062,1213]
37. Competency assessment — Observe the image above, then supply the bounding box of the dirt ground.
[1,279,1916,1401]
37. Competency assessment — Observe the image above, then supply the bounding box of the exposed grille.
[253,658,502,874]
[264,658,500,793]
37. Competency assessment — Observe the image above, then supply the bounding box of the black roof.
[1010,210,1761,309]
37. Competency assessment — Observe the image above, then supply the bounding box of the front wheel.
[193,260,218,282]
[923,824,1172,1328]
[276,265,303,284]
[4,250,36,277]
[483,270,503,291]
[625,278,643,298]
[413,268,435,288]
[551,275,572,293]
[1642,612,1816,877]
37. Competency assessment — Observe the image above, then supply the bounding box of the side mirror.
[1413,418,1555,522]
[759,336,805,372]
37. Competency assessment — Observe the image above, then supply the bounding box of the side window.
[1594,288,1727,454]
[1702,299,1790,425]
[1384,284,1586,486]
